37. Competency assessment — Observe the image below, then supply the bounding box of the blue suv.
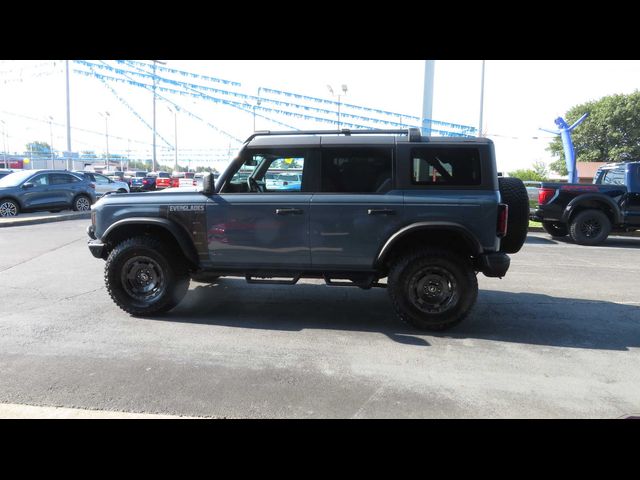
[87,129,529,331]
[0,169,97,217]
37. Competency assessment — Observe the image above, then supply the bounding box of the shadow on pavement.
[528,233,640,249]
[155,278,640,351]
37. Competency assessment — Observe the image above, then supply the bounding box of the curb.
[0,211,91,228]
[0,402,199,419]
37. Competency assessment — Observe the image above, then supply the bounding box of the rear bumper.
[476,252,510,278]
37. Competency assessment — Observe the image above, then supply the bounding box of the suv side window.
[602,168,625,185]
[30,174,49,186]
[411,147,481,186]
[50,173,78,185]
[93,174,111,185]
[225,149,307,193]
[320,147,392,193]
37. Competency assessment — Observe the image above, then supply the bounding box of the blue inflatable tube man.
[540,112,589,183]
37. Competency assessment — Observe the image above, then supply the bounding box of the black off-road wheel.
[569,209,611,246]
[498,177,529,253]
[388,248,478,331]
[105,236,190,316]
[542,221,568,238]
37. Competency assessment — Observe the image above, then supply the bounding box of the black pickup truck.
[530,161,640,245]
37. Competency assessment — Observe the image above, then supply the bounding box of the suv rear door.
[309,145,404,268]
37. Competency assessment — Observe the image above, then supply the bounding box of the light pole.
[65,60,72,170]
[478,60,486,137]
[167,106,178,171]
[255,87,262,132]
[48,116,54,169]
[99,111,110,169]
[152,60,166,172]
[327,84,348,129]
[1,120,6,168]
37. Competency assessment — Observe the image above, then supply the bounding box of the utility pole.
[65,60,72,170]
[421,60,435,136]
[478,60,486,137]
[152,60,166,172]
[100,111,110,168]
[327,84,348,129]
[167,106,178,171]
[48,116,55,169]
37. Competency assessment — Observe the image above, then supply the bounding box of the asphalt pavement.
[0,219,639,418]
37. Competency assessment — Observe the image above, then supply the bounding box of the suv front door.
[207,149,312,269]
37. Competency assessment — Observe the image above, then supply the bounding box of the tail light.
[143,179,148,185]
[193,179,197,186]
[538,187,556,205]
[89,182,96,189]
[497,203,508,238]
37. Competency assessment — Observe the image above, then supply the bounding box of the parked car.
[124,171,148,192]
[87,128,529,331]
[72,171,129,198]
[531,161,640,245]
[148,171,171,189]
[170,171,196,188]
[104,170,125,182]
[0,169,96,217]
[141,175,157,191]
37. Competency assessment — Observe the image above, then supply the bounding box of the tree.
[508,160,549,181]
[25,141,51,157]
[547,91,640,174]
[508,168,546,182]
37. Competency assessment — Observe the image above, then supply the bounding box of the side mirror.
[22,182,34,189]
[202,173,215,195]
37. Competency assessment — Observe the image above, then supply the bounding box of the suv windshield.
[0,170,34,187]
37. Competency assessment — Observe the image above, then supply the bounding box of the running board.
[245,275,300,285]
[323,276,386,289]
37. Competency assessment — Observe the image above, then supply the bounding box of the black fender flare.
[562,194,622,225]
[375,222,483,267]
[102,217,199,266]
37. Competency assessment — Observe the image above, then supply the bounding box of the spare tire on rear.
[498,177,529,254]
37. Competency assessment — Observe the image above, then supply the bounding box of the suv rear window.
[411,147,481,186]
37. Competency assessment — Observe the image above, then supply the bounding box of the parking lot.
[0,218,639,418]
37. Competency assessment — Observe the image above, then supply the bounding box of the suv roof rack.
[244,128,422,144]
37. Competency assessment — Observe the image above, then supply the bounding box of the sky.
[1,60,640,174]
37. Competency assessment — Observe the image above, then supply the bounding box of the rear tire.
[569,209,611,246]
[498,177,529,253]
[542,221,568,237]
[105,236,190,316]
[388,248,478,331]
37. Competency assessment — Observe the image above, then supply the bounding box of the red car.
[151,171,171,189]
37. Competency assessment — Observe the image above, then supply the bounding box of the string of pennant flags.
[120,60,300,133]
[72,60,477,138]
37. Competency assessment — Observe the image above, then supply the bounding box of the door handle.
[367,208,396,215]
[275,208,304,215]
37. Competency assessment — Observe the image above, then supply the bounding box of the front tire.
[388,248,478,331]
[569,209,611,246]
[105,236,190,316]
[0,199,19,217]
